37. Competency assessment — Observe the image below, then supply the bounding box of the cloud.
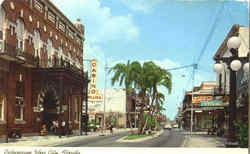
[235,0,249,2]
[51,0,139,43]
[121,0,165,13]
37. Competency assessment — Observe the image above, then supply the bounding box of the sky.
[51,0,249,120]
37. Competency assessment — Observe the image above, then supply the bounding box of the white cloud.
[121,0,165,13]
[51,0,139,43]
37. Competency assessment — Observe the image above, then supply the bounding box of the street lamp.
[213,36,249,147]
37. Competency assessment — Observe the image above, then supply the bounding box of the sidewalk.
[183,134,226,148]
[0,128,136,147]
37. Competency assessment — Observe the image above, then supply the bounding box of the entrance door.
[42,89,58,133]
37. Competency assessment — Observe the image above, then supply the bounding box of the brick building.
[0,0,88,142]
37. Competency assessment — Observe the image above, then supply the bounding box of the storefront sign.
[88,59,103,102]
[192,96,213,104]
[200,100,229,107]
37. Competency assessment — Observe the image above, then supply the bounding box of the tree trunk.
[137,109,144,134]
[141,114,149,134]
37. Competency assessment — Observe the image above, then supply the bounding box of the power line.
[223,1,250,50]
[196,2,225,65]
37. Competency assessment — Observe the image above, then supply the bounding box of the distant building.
[182,81,228,130]
[88,88,127,128]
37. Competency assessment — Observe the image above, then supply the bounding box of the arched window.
[0,8,5,41]
[34,29,40,57]
[16,19,25,50]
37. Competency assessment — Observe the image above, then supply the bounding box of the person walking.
[110,124,113,136]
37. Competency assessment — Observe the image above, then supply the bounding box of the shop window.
[15,74,25,121]
[75,97,79,121]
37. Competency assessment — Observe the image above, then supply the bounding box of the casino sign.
[88,59,103,102]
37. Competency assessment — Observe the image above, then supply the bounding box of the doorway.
[42,89,58,133]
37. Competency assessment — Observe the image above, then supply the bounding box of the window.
[34,0,43,13]
[34,30,40,57]
[16,19,25,51]
[10,25,14,36]
[0,31,3,40]
[47,39,52,65]
[48,11,56,23]
[28,35,33,45]
[15,99,24,120]
[75,97,79,121]
[68,29,74,39]
[59,21,65,32]
[15,74,25,121]
[43,43,47,52]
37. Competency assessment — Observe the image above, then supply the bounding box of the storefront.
[236,68,248,123]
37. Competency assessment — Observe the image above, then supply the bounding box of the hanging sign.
[88,59,103,102]
[192,96,213,104]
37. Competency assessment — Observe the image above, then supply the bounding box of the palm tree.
[109,60,172,134]
[131,61,172,134]
[108,60,135,128]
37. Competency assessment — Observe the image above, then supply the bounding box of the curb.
[181,135,189,147]
[0,128,135,146]
[116,130,164,143]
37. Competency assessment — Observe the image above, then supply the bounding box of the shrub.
[234,120,248,148]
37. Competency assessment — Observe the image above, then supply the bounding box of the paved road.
[54,129,186,147]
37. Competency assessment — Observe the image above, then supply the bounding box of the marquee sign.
[88,59,103,102]
[192,96,213,104]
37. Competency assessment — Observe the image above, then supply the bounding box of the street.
[54,129,185,147]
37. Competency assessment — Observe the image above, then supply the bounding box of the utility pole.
[190,64,197,136]
[103,61,107,135]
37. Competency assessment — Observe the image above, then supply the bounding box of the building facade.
[182,81,228,131]
[88,88,127,128]
[213,24,249,132]
[0,0,88,142]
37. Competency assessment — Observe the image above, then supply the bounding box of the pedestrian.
[110,124,113,135]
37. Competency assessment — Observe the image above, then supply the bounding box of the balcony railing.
[38,56,87,79]
[0,41,38,67]
[212,86,229,96]
[0,40,87,79]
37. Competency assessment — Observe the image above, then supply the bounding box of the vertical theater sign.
[88,59,103,118]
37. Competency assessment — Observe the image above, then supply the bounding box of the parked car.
[164,124,172,130]
[172,124,178,128]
